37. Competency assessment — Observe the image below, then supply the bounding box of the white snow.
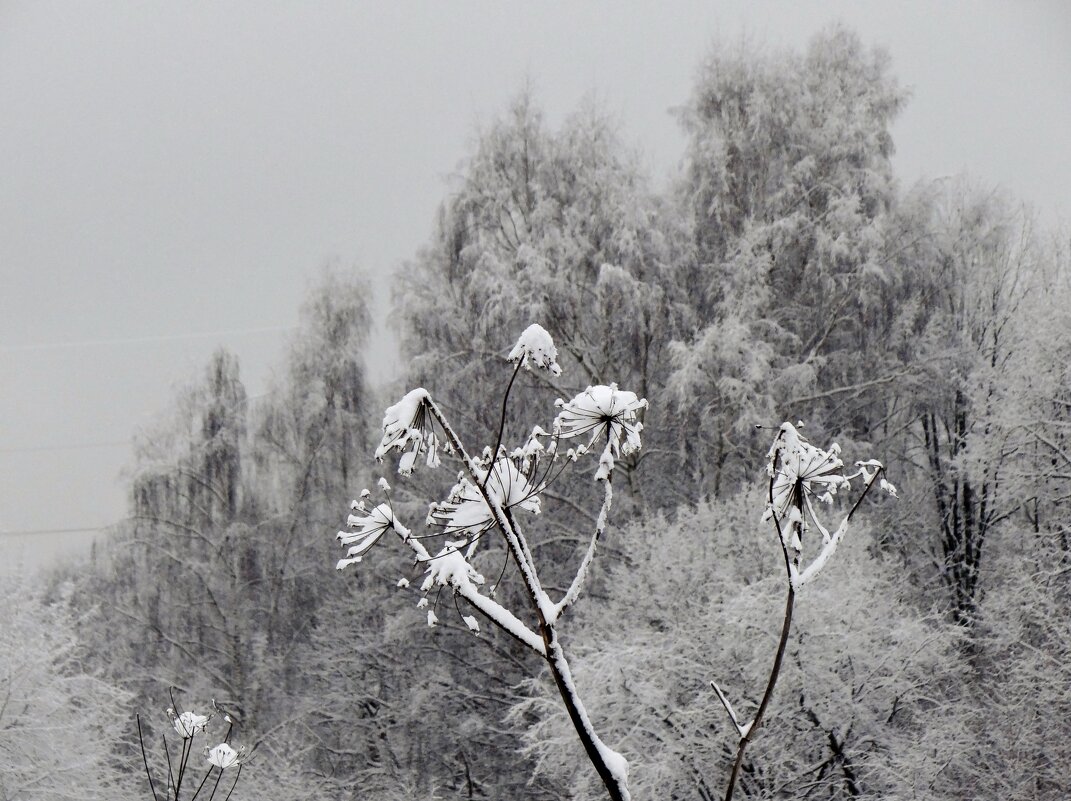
[507,323,562,376]
[374,388,445,475]
[553,384,647,479]
[462,615,480,634]
[420,543,486,593]
[336,502,395,569]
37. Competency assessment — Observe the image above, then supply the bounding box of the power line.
[0,440,129,454]
[0,325,297,353]
[0,526,103,538]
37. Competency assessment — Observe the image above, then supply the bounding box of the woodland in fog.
[4,26,1071,801]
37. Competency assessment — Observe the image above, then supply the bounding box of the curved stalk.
[136,715,160,801]
[723,583,795,801]
[723,477,801,801]
[483,359,523,492]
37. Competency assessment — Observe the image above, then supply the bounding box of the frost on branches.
[334,323,643,801]
[714,422,896,801]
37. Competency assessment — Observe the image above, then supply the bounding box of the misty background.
[4,4,1071,801]
[2,1,1068,570]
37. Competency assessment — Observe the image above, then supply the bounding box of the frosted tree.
[899,182,1036,624]
[397,92,684,513]
[510,492,965,801]
[0,579,134,801]
[670,26,907,494]
[334,324,645,801]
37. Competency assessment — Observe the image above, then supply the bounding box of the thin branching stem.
[483,360,523,493]
[136,715,161,801]
[163,734,176,795]
[189,766,215,801]
[221,764,243,801]
[204,766,225,801]
[723,477,801,801]
[175,734,192,799]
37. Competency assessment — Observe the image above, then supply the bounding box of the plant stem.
[540,622,631,801]
[136,715,160,801]
[723,583,795,801]
[723,477,801,801]
[483,359,523,492]
[426,395,628,800]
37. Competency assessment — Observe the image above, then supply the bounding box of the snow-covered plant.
[137,690,248,801]
[335,323,645,801]
[713,422,896,801]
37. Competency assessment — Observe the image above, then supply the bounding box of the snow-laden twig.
[790,460,890,589]
[709,681,751,739]
[550,476,612,623]
[349,497,548,656]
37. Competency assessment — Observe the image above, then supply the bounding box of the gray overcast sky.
[1,1,1069,571]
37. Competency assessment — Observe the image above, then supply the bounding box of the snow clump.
[507,323,562,376]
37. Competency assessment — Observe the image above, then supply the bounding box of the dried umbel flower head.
[206,742,246,770]
[171,710,210,740]
[507,323,562,376]
[554,384,647,479]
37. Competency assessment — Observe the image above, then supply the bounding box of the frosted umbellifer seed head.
[766,422,850,523]
[507,324,562,376]
[206,743,244,769]
[427,459,542,538]
[375,388,442,475]
[172,710,209,739]
[336,503,397,570]
[553,384,647,478]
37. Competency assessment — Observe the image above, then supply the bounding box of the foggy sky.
[1,1,1069,571]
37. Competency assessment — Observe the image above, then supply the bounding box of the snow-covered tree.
[898,183,1037,624]
[670,26,907,495]
[0,578,135,801]
[83,270,374,795]
[511,487,973,801]
[397,92,684,513]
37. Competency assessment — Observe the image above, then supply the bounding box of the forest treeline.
[4,26,1071,801]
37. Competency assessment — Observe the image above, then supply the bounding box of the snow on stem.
[543,627,631,801]
[550,475,613,623]
[424,392,631,801]
[718,424,894,801]
[369,494,548,656]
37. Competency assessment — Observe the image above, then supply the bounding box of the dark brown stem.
[724,583,795,801]
[136,715,160,801]
[723,477,800,801]
[483,360,523,492]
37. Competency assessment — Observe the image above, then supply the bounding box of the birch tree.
[670,26,907,494]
